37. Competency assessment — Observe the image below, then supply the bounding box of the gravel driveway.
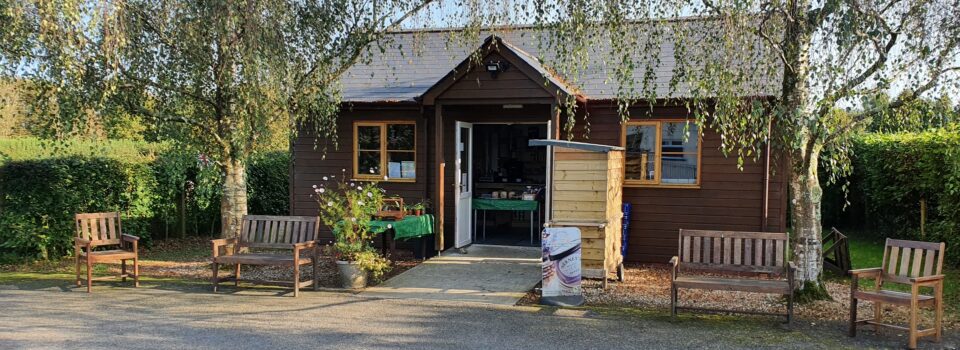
[0,283,957,349]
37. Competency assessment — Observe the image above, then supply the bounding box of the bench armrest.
[910,274,945,285]
[849,267,882,277]
[669,256,679,280]
[211,238,238,258]
[75,237,92,247]
[293,241,317,249]
[787,262,797,291]
[121,234,139,252]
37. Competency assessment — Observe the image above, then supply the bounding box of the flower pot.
[415,209,422,216]
[336,260,368,289]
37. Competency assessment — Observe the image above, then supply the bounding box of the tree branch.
[814,0,920,119]
[824,63,960,144]
[306,0,435,89]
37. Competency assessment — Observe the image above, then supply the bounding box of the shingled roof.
[338,20,780,103]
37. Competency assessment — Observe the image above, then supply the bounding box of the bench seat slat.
[674,277,790,294]
[214,253,313,266]
[852,290,936,307]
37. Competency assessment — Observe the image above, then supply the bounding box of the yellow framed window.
[353,121,416,181]
[621,120,701,187]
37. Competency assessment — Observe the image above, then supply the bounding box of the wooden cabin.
[291,28,787,264]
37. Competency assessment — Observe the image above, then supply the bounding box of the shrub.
[0,157,155,261]
[0,140,291,263]
[839,126,960,265]
[247,151,290,215]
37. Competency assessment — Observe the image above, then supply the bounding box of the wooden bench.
[74,212,140,293]
[211,215,320,297]
[849,239,946,349]
[670,229,795,323]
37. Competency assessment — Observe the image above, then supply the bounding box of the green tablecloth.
[472,198,539,211]
[369,214,435,241]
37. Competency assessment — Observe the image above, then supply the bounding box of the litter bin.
[618,202,631,281]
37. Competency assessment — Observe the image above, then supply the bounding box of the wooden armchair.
[75,212,139,293]
[849,238,946,349]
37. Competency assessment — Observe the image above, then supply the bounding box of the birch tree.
[509,0,960,296]
[0,0,433,238]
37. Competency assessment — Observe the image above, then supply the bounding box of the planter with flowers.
[312,171,391,289]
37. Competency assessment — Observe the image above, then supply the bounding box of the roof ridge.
[389,14,725,34]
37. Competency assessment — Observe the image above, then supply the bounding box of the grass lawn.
[0,236,422,291]
[828,229,959,314]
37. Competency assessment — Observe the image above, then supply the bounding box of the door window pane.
[459,126,470,193]
[624,124,657,181]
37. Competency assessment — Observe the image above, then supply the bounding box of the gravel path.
[580,264,959,330]
[1,281,958,349]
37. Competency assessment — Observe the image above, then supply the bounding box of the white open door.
[454,122,474,248]
[545,119,554,222]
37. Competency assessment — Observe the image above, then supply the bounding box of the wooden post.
[920,199,926,239]
[434,104,445,252]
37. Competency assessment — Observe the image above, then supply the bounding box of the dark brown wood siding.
[292,102,787,262]
[291,106,428,240]
[437,53,554,101]
[562,103,787,264]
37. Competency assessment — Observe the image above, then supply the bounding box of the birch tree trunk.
[220,158,248,238]
[790,148,825,286]
[780,0,827,295]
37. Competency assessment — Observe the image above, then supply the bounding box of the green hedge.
[0,139,290,263]
[0,157,156,261]
[835,126,960,265]
[247,152,291,215]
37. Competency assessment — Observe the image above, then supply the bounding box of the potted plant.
[410,200,430,216]
[312,171,391,289]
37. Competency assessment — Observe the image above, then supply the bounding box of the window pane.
[387,152,415,179]
[358,151,381,175]
[661,153,698,184]
[387,124,415,150]
[357,125,381,150]
[624,124,657,181]
[661,122,698,153]
[660,122,698,184]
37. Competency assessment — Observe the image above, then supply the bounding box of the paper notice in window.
[388,162,402,178]
[401,161,415,179]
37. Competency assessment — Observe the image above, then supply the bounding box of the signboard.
[541,227,584,306]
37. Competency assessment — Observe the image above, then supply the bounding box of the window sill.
[352,177,416,183]
[623,183,700,189]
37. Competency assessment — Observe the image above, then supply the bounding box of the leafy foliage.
[247,151,291,215]
[0,139,291,262]
[864,93,959,133]
[0,157,156,261]
[1,0,435,238]
[833,126,960,265]
[0,137,164,164]
[312,171,390,278]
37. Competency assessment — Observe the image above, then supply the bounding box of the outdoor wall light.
[485,60,510,78]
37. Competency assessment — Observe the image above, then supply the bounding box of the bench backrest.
[239,215,320,249]
[881,238,946,284]
[678,229,789,276]
[76,212,123,246]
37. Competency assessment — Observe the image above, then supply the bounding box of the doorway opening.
[468,123,547,246]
